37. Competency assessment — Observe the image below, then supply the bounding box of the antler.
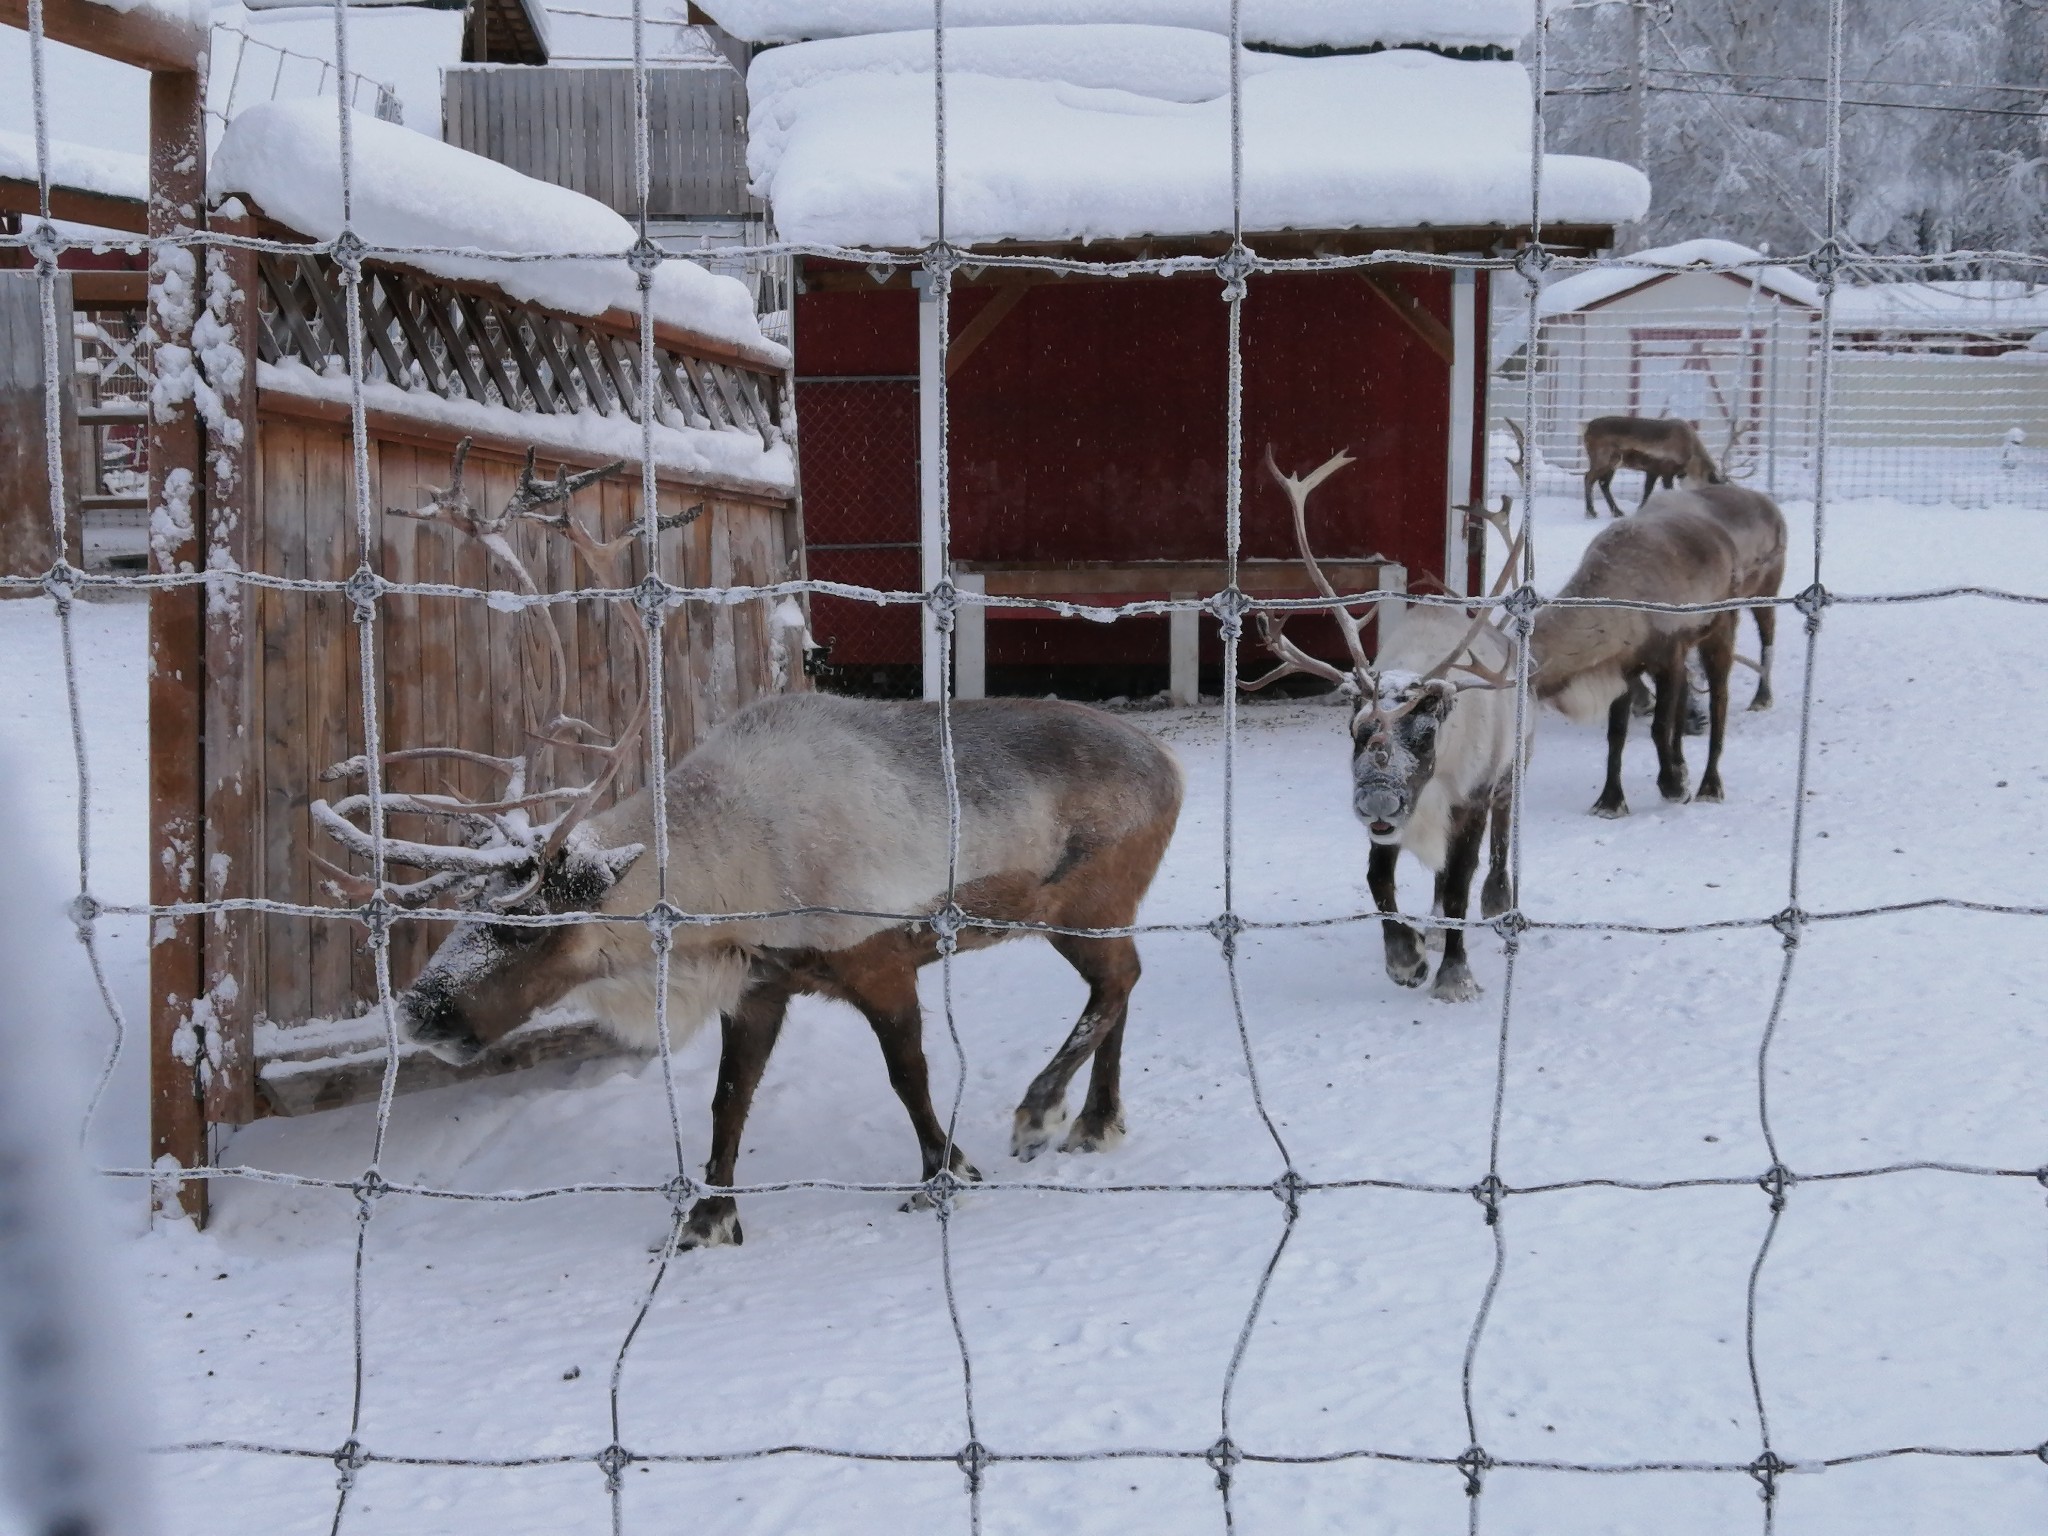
[1263,445,1377,678]
[319,439,661,912]
[1414,495,1528,692]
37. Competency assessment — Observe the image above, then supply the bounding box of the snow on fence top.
[1530,237,1824,316]
[0,128,147,205]
[1830,280,2048,337]
[746,33,1648,249]
[211,100,788,367]
[703,0,1535,53]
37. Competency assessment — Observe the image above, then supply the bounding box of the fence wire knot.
[1513,241,1552,287]
[928,901,966,955]
[330,229,366,279]
[1502,584,1542,629]
[332,1437,366,1491]
[645,901,684,951]
[27,218,61,273]
[1207,911,1245,956]
[663,1172,704,1209]
[1770,906,1806,950]
[956,1439,990,1491]
[1749,1448,1788,1502]
[1457,1443,1493,1497]
[42,560,80,606]
[67,891,100,937]
[1805,239,1843,293]
[1214,243,1255,301]
[627,235,665,280]
[1271,1168,1307,1220]
[1758,1164,1794,1214]
[1207,585,1253,639]
[1204,1436,1241,1490]
[921,242,963,280]
[1471,1173,1505,1226]
[596,1442,633,1490]
[1492,909,1529,950]
[1793,582,1829,634]
[342,565,381,624]
[923,1165,970,1214]
[633,572,668,629]
[926,578,960,633]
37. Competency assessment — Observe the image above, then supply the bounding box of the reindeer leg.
[1370,841,1427,987]
[674,979,791,1252]
[839,963,983,1201]
[1696,615,1736,802]
[1481,774,1514,918]
[1583,470,1599,519]
[1749,602,1776,711]
[1654,649,1691,802]
[1593,685,1632,818]
[1430,804,1488,1003]
[1009,934,1140,1160]
[1638,469,1659,508]
[1601,472,1625,519]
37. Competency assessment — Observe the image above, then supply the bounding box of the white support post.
[915,270,945,700]
[953,570,986,699]
[1443,268,1478,596]
[1168,593,1199,707]
[1376,562,1409,657]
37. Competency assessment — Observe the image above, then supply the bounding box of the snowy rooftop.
[211,101,787,365]
[1532,238,1824,317]
[0,128,147,204]
[746,29,1648,249]
[1831,280,2048,334]
[704,0,1534,50]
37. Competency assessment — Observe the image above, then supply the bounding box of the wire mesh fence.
[1496,299,2048,510]
[6,0,2048,1533]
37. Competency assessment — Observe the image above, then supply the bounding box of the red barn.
[712,1,1650,697]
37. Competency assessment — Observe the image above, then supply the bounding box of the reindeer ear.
[1416,679,1459,714]
[593,841,646,891]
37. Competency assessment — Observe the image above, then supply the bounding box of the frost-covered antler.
[318,438,662,910]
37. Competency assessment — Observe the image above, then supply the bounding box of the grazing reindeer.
[1241,448,1529,1002]
[316,445,1182,1250]
[1582,416,1722,519]
[1529,498,1742,817]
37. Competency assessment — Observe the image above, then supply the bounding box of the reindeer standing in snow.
[1582,416,1723,518]
[1241,449,1530,1003]
[315,442,1183,1249]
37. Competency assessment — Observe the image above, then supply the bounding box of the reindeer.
[1672,482,1786,711]
[1582,416,1722,519]
[1240,449,1529,1002]
[1528,497,1743,817]
[315,443,1183,1250]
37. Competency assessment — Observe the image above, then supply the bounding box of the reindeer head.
[1239,447,1519,847]
[314,439,668,1064]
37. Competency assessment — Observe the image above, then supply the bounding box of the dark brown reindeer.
[1529,497,1743,817]
[1582,415,1723,519]
[1680,482,1787,711]
[316,443,1184,1250]
[1241,448,1529,1002]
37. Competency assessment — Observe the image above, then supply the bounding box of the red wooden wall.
[796,264,1489,676]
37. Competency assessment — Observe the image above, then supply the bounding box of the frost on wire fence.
[4,1,2048,1534]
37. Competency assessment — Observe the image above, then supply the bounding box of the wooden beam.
[945,284,1027,379]
[0,0,206,73]
[70,270,149,304]
[1357,270,1455,365]
[146,68,208,1226]
[0,176,149,236]
[201,214,259,1130]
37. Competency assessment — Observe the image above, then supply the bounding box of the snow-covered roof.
[704,0,1534,52]
[212,101,787,366]
[1830,281,2048,334]
[747,33,1647,248]
[1532,239,1822,317]
[0,129,147,203]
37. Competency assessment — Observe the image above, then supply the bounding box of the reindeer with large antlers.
[315,440,1184,1250]
[1241,449,1530,1003]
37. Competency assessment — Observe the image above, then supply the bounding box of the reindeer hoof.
[1748,693,1773,712]
[1011,1104,1068,1162]
[1386,955,1429,989]
[1063,1113,1125,1154]
[1694,779,1725,803]
[1430,967,1482,1004]
[1591,799,1629,819]
[667,1199,743,1253]
[1659,774,1690,803]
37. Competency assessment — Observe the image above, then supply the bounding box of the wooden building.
[712,2,1651,700]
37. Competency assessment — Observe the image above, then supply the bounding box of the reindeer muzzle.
[1355,781,1407,839]
[398,993,486,1067]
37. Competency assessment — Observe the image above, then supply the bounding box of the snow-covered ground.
[5,493,2048,1535]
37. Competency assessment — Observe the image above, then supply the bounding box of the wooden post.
[1442,268,1477,596]
[147,67,209,1225]
[201,215,259,1130]
[1168,592,1199,707]
[0,270,80,589]
[915,269,944,700]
